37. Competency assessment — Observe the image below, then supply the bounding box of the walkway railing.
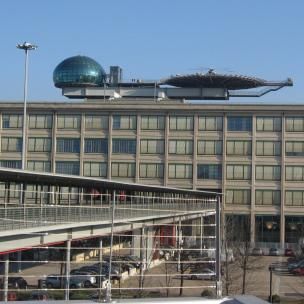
[0,192,216,232]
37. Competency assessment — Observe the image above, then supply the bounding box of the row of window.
[226,189,304,206]
[4,137,304,159]
[3,137,304,157]
[4,114,304,132]
[3,159,304,182]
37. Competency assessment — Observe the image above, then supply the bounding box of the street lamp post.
[16,42,37,273]
[16,42,37,170]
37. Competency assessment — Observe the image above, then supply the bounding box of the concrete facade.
[1,100,304,248]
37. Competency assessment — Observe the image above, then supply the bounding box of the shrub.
[201,289,215,297]
[269,294,280,303]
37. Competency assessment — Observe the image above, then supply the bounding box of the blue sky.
[0,0,302,102]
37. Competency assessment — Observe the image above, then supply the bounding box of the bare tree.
[224,215,252,295]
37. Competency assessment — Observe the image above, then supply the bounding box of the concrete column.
[164,114,169,186]
[280,113,286,249]
[177,218,182,272]
[131,229,140,257]
[98,239,103,301]
[139,227,145,290]
[3,254,9,302]
[200,215,204,255]
[107,115,113,180]
[215,196,222,298]
[17,251,22,273]
[135,115,141,183]
[64,239,71,301]
[251,114,256,246]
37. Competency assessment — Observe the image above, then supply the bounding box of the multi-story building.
[1,101,304,248]
[1,55,300,249]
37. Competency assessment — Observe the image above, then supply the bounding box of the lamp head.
[17,41,38,51]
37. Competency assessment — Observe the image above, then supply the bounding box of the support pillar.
[200,215,204,256]
[215,196,222,298]
[177,218,182,272]
[64,239,71,301]
[139,226,145,290]
[17,251,22,273]
[98,239,103,301]
[3,254,9,302]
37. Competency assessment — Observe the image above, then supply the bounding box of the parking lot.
[3,252,304,301]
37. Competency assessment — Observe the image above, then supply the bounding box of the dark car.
[30,291,53,301]
[291,266,304,276]
[117,255,140,269]
[0,277,28,289]
[288,259,304,272]
[285,248,295,257]
[45,275,84,289]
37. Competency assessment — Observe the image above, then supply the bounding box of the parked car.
[288,259,304,272]
[45,274,84,289]
[251,247,264,256]
[30,291,53,301]
[269,247,280,256]
[0,277,28,289]
[117,255,140,269]
[285,248,295,257]
[291,266,304,276]
[189,268,216,280]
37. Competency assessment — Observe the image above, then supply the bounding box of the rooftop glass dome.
[53,55,106,88]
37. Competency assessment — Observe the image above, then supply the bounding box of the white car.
[189,268,216,280]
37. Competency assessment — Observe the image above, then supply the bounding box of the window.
[256,141,281,156]
[168,164,192,179]
[197,164,222,180]
[225,189,251,205]
[85,115,108,130]
[56,161,80,175]
[27,161,51,172]
[2,114,22,128]
[226,141,251,156]
[28,138,52,152]
[112,139,136,154]
[256,165,281,181]
[197,140,222,155]
[286,117,304,132]
[139,163,164,178]
[256,117,281,132]
[0,183,20,198]
[226,165,251,180]
[57,138,80,153]
[169,140,193,155]
[141,116,165,130]
[256,190,280,205]
[84,138,108,153]
[286,191,304,206]
[111,162,135,178]
[57,114,81,129]
[113,115,136,130]
[83,162,107,177]
[29,114,52,129]
[140,139,164,154]
[227,116,252,131]
[198,116,223,131]
[1,137,22,152]
[169,116,193,130]
[286,141,304,156]
[0,160,21,169]
[286,166,304,181]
